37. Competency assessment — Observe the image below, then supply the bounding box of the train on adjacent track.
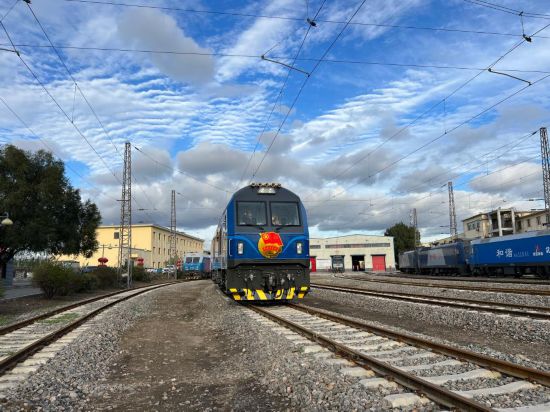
[399,230,550,278]
[211,183,310,301]
[182,253,211,278]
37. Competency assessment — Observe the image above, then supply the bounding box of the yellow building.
[61,224,203,269]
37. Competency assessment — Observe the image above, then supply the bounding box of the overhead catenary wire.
[304,19,550,204]
[463,0,550,20]
[249,0,368,183]
[61,0,550,36]
[23,2,182,222]
[4,43,550,74]
[0,95,119,202]
[235,0,326,190]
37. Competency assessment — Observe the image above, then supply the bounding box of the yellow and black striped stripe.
[229,286,309,301]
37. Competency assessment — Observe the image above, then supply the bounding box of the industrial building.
[60,224,203,269]
[309,234,395,272]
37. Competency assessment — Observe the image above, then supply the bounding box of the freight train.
[182,253,211,278]
[399,230,550,278]
[211,183,310,301]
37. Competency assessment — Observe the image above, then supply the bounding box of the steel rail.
[290,303,550,387]
[249,304,494,411]
[373,273,550,285]
[311,283,550,319]
[0,278,200,335]
[0,281,186,375]
[333,275,550,296]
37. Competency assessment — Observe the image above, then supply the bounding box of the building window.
[518,221,522,230]
[310,245,321,249]
[527,219,531,227]
[114,232,119,239]
[537,216,541,225]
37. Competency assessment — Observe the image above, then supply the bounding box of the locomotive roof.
[231,184,300,202]
[470,229,550,245]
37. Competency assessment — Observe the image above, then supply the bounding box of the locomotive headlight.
[297,242,303,254]
[238,241,244,255]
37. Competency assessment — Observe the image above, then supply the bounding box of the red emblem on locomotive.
[258,232,283,258]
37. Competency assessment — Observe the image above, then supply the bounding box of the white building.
[309,234,395,272]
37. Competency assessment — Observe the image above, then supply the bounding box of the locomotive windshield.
[271,202,300,226]
[237,201,267,226]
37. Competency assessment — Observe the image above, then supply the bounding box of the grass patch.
[0,315,13,326]
[38,312,80,325]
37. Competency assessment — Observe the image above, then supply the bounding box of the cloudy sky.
[1,0,550,246]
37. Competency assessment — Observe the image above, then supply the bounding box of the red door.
[372,255,386,272]
[310,257,317,272]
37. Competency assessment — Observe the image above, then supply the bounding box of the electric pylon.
[118,142,132,288]
[540,127,550,226]
[448,181,457,240]
[410,208,419,247]
[169,189,177,278]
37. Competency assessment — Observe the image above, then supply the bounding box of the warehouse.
[60,224,203,269]
[309,234,395,272]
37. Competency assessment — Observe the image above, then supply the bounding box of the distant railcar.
[211,183,310,301]
[398,231,550,278]
[418,242,468,275]
[183,253,211,278]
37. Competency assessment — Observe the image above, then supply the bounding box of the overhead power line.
[235,0,325,190]
[4,43,550,74]
[249,0,368,182]
[62,0,550,34]
[463,0,550,20]
[22,2,162,220]
[0,96,118,202]
[302,19,550,202]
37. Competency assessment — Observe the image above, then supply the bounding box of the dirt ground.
[91,280,290,411]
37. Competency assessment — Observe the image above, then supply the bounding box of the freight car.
[182,253,211,278]
[211,183,310,301]
[398,230,550,278]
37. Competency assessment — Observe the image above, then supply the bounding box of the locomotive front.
[214,183,310,301]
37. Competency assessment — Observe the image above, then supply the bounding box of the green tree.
[384,222,420,263]
[0,145,101,278]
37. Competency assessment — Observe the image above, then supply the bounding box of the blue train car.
[183,253,211,278]
[211,183,310,301]
[470,230,550,277]
[418,242,468,275]
[398,250,417,273]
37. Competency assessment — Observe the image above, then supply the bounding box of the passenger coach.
[211,183,310,301]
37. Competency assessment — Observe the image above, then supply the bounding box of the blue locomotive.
[211,183,310,301]
[183,253,211,278]
[398,230,550,278]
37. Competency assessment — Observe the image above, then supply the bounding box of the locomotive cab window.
[270,202,300,226]
[185,257,192,263]
[237,202,267,226]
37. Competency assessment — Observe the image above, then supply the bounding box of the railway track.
[0,281,188,390]
[373,273,550,286]
[333,274,550,296]
[311,283,550,320]
[247,303,550,411]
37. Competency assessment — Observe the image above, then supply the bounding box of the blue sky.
[1,0,550,245]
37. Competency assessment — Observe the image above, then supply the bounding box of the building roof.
[310,233,392,240]
[462,212,488,222]
[98,224,204,242]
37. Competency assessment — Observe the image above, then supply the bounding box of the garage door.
[372,255,386,272]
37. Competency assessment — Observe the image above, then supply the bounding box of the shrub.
[73,273,98,293]
[33,262,76,299]
[132,266,150,282]
[90,266,118,288]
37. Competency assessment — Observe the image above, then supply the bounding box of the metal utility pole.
[118,142,132,288]
[448,181,458,240]
[540,127,550,226]
[169,189,177,278]
[410,208,419,247]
